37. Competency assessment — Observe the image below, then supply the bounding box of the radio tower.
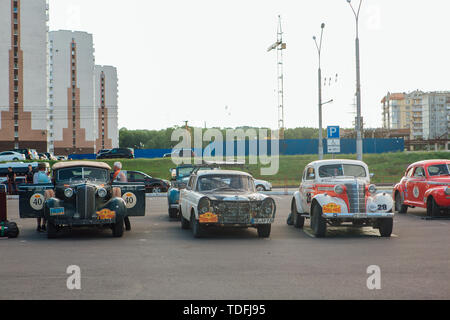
[267,15,286,140]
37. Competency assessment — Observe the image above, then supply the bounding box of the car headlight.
[369,202,378,212]
[97,187,107,198]
[368,184,377,195]
[261,198,275,216]
[445,187,450,195]
[334,185,344,194]
[64,188,74,198]
[198,197,211,214]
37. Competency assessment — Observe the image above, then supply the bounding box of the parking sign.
[327,126,340,139]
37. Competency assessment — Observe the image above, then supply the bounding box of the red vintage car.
[393,160,450,217]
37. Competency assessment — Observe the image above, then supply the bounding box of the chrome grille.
[214,201,251,224]
[345,183,366,213]
[76,185,96,219]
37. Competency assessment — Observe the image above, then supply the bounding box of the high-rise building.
[49,30,96,155]
[382,90,449,140]
[95,65,119,151]
[0,0,49,152]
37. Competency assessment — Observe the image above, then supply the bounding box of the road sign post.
[327,126,340,157]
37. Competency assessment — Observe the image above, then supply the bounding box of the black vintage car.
[123,170,170,193]
[18,161,146,238]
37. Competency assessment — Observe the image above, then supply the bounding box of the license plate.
[252,218,274,224]
[96,209,116,220]
[50,207,64,216]
[199,212,218,223]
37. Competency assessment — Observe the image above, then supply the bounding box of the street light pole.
[313,23,325,160]
[347,0,363,161]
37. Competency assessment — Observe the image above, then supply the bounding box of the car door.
[301,167,315,214]
[18,183,55,218]
[406,166,426,205]
[112,180,146,217]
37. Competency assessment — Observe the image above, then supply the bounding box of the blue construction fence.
[68,138,404,160]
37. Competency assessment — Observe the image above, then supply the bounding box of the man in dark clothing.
[6,167,16,195]
[25,165,34,184]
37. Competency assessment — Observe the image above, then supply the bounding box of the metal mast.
[267,15,286,139]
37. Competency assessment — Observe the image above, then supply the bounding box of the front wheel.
[427,197,440,218]
[378,218,393,237]
[181,212,190,229]
[256,185,266,192]
[395,192,408,214]
[112,216,124,237]
[191,213,204,238]
[311,204,327,238]
[257,224,271,238]
[293,202,305,229]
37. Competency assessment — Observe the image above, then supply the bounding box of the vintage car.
[179,170,276,238]
[254,179,273,192]
[287,159,394,237]
[18,161,146,238]
[393,159,450,217]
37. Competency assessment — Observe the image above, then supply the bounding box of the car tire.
[112,216,124,237]
[378,218,393,237]
[311,204,326,238]
[6,222,19,238]
[292,202,305,229]
[257,224,271,238]
[256,185,266,192]
[169,208,179,220]
[47,221,58,239]
[152,186,162,193]
[191,212,204,238]
[427,197,440,218]
[12,158,18,161]
[395,192,408,214]
[181,212,190,229]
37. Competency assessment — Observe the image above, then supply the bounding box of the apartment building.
[49,30,96,155]
[381,90,449,140]
[0,0,49,152]
[95,65,119,151]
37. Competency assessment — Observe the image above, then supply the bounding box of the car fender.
[44,197,63,220]
[311,193,349,214]
[366,193,394,213]
[424,187,448,206]
[102,197,127,217]
[393,183,405,201]
[293,191,305,213]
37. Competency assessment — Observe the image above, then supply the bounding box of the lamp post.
[313,23,326,159]
[347,0,363,161]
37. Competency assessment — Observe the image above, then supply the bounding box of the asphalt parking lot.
[1,195,449,300]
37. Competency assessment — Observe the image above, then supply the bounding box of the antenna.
[267,15,286,140]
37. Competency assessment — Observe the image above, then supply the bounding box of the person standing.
[6,167,16,195]
[25,164,34,184]
[34,163,51,232]
[112,162,131,231]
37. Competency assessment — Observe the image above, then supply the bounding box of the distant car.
[163,148,195,158]
[254,179,272,192]
[97,148,134,159]
[179,170,276,238]
[10,149,37,160]
[56,156,68,161]
[393,159,450,217]
[44,153,57,161]
[97,149,111,156]
[38,153,48,160]
[288,159,394,238]
[0,151,26,162]
[122,170,170,193]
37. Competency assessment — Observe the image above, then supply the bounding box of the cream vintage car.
[287,159,394,237]
[179,170,276,238]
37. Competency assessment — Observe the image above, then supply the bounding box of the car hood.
[202,192,267,202]
[319,177,369,185]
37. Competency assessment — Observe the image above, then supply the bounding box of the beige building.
[0,0,49,152]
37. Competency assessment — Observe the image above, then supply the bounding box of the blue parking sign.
[327,126,340,139]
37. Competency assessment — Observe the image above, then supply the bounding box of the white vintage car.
[288,159,394,237]
[179,170,276,238]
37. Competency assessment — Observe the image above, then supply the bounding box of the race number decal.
[413,186,420,198]
[30,193,44,211]
[122,192,137,209]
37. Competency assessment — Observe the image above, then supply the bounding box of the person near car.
[25,164,34,184]
[112,162,131,231]
[34,163,51,232]
[6,167,16,195]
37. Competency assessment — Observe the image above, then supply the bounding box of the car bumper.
[322,212,394,219]
[50,218,117,226]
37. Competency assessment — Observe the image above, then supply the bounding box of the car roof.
[408,159,450,168]
[196,169,252,177]
[52,161,111,171]
[307,159,368,168]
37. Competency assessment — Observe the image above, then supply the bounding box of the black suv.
[96,148,134,159]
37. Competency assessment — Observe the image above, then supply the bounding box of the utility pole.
[313,23,326,160]
[267,15,286,140]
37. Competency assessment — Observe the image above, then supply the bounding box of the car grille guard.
[211,200,269,224]
[76,185,96,219]
[344,182,366,214]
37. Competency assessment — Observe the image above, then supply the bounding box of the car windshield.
[427,164,450,177]
[197,174,255,192]
[319,164,367,178]
[57,167,109,182]
[177,167,194,178]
